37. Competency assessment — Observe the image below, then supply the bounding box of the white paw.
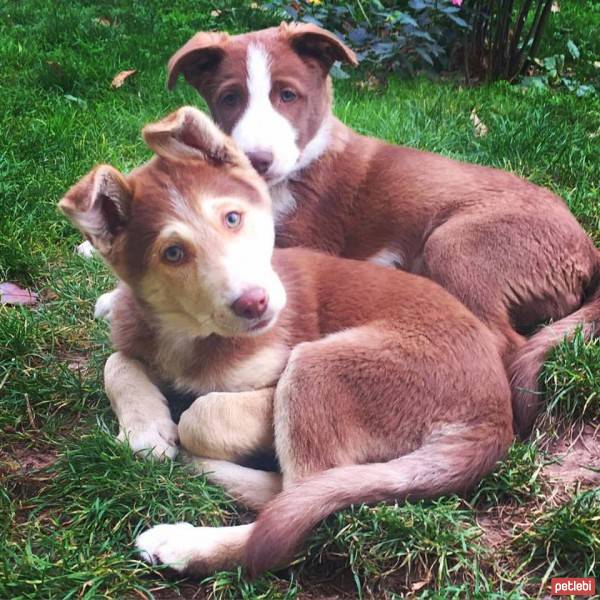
[136,522,197,571]
[118,419,179,460]
[94,290,118,321]
[77,240,96,258]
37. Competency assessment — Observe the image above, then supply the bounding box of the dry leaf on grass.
[111,69,137,88]
[0,282,38,306]
[93,17,111,26]
[411,580,429,592]
[470,109,489,137]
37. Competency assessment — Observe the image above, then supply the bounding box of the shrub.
[266,0,470,77]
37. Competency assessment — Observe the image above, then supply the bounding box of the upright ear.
[58,165,131,256]
[167,31,229,90]
[142,106,249,168]
[281,22,358,74]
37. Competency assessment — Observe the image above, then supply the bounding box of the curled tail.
[510,282,600,438]
[245,424,511,576]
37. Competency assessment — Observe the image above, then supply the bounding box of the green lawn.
[1,1,599,598]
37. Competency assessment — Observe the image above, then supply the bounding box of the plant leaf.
[111,69,137,88]
[0,282,39,306]
[408,0,428,10]
[447,13,469,28]
[567,40,580,60]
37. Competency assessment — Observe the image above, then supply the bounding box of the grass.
[471,441,547,507]
[541,329,600,431]
[514,488,600,579]
[0,0,599,598]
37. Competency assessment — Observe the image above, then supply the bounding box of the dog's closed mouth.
[250,317,272,332]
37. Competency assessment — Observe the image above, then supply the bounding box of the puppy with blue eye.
[59,106,513,577]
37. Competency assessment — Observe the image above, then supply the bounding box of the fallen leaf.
[210,9,221,16]
[93,17,111,26]
[0,282,38,306]
[411,580,429,592]
[40,288,58,302]
[594,61,600,69]
[551,1,560,12]
[111,69,137,88]
[470,108,489,137]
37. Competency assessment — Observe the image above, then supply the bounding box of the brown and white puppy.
[164,23,600,436]
[59,107,513,577]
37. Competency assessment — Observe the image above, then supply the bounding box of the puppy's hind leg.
[182,454,282,511]
[178,388,275,461]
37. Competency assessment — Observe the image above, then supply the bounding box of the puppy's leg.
[178,388,274,461]
[94,288,118,320]
[182,454,282,510]
[137,522,254,575]
[137,389,279,571]
[137,324,512,577]
[105,352,178,460]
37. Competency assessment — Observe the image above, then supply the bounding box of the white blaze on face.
[218,207,287,332]
[232,44,300,184]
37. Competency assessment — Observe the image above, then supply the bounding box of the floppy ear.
[167,31,229,90]
[58,165,131,256]
[282,22,358,73]
[142,106,249,167]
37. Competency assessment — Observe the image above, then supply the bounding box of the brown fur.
[168,24,600,436]
[59,107,513,577]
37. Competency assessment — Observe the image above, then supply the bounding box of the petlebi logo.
[551,578,595,596]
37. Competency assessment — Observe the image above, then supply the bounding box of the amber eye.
[224,211,242,229]
[280,89,297,103]
[163,245,185,264]
[221,91,240,108]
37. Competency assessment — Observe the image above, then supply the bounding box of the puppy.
[166,23,600,436]
[59,107,513,577]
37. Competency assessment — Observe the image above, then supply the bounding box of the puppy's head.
[167,23,357,185]
[59,107,286,338]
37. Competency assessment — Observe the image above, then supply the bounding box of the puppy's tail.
[245,423,510,577]
[509,280,600,439]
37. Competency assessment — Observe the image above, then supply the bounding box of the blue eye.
[281,89,297,103]
[225,211,242,229]
[163,245,185,263]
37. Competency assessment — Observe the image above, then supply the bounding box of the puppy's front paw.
[77,240,96,258]
[94,289,118,321]
[136,523,197,572]
[118,419,179,460]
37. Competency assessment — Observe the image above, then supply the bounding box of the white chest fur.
[270,183,297,225]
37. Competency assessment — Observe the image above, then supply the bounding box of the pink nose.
[247,151,273,175]
[231,288,269,320]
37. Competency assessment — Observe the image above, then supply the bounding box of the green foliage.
[307,498,486,594]
[514,489,600,578]
[471,442,547,506]
[542,330,600,427]
[521,41,597,97]
[266,0,469,76]
[0,429,238,598]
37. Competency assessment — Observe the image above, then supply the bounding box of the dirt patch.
[543,424,600,488]
[0,445,57,476]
